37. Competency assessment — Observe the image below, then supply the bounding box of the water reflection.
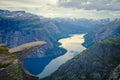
[38,34,86,78]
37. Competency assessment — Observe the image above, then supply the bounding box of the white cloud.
[0,0,120,19]
[58,0,120,11]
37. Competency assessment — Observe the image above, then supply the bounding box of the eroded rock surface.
[0,41,46,80]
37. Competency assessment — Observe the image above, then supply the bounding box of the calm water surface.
[38,34,86,78]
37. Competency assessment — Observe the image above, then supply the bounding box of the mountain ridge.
[41,19,120,80]
[42,37,120,80]
[83,19,120,48]
[0,9,65,57]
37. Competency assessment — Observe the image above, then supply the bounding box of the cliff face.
[83,19,120,48]
[0,60,23,80]
[109,64,120,80]
[0,10,64,57]
[0,9,112,57]
[43,37,120,80]
[0,44,17,68]
[9,41,46,60]
[51,18,111,35]
[0,41,46,80]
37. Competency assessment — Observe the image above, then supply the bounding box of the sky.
[0,0,120,19]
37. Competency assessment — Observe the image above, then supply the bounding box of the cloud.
[58,0,120,11]
[0,0,55,7]
[0,0,120,19]
[0,0,47,7]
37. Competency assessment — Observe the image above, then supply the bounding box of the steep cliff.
[43,37,120,80]
[109,64,120,80]
[9,41,46,60]
[0,9,64,57]
[0,44,17,68]
[0,9,112,57]
[83,19,120,48]
[51,18,111,35]
[0,41,46,80]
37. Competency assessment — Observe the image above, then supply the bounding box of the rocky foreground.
[42,37,120,80]
[0,41,46,80]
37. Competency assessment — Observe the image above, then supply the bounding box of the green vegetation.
[83,20,120,48]
[0,62,13,68]
[0,36,5,40]
[9,63,23,80]
[0,45,17,68]
[43,37,120,80]
[0,45,17,59]
[0,36,2,39]
[102,37,120,45]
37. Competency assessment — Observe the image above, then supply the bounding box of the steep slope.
[9,41,46,60]
[0,9,65,57]
[52,18,111,36]
[0,9,113,57]
[43,37,120,80]
[0,44,17,68]
[0,41,46,80]
[109,64,120,80]
[83,19,120,48]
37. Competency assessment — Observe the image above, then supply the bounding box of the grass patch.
[0,62,13,68]
[101,36,120,45]
[0,45,17,59]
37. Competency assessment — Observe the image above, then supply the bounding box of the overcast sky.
[0,0,120,19]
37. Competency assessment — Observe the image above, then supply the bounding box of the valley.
[38,34,86,78]
[0,9,120,80]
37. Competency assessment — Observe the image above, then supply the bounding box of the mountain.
[0,44,17,68]
[0,9,111,57]
[9,41,46,60]
[0,9,114,57]
[0,9,120,80]
[83,19,120,48]
[0,41,46,80]
[1,9,112,76]
[109,64,120,80]
[43,37,120,80]
[41,19,120,80]
[51,18,111,36]
[0,9,65,57]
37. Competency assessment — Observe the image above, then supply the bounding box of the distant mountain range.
[42,18,120,80]
[0,9,65,57]
[0,9,120,80]
[83,18,120,48]
[0,9,113,57]
[51,18,111,35]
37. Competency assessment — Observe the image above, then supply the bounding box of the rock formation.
[0,41,46,80]
[9,41,46,60]
[42,37,120,80]
[109,64,120,80]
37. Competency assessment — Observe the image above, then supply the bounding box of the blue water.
[24,56,57,75]
[38,34,86,78]
[24,34,86,78]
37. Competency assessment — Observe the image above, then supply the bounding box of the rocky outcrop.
[0,59,39,80]
[0,41,46,80]
[0,44,17,68]
[109,64,120,80]
[9,41,46,60]
[43,37,120,80]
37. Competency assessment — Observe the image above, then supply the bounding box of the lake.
[38,34,86,78]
